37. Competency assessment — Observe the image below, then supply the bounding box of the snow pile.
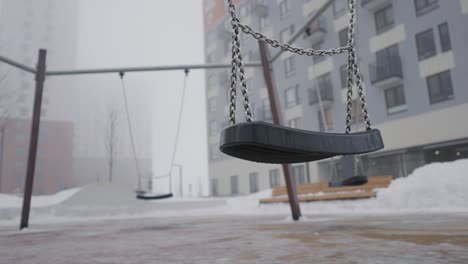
[228,158,468,215]
[373,158,468,211]
[0,188,81,209]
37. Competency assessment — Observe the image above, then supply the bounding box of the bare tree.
[104,106,120,183]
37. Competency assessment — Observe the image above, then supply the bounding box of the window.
[259,16,270,31]
[312,42,325,63]
[284,56,296,77]
[239,4,249,17]
[374,5,394,34]
[438,23,451,52]
[416,29,436,60]
[317,73,332,92]
[351,99,364,124]
[414,0,438,16]
[318,108,333,132]
[207,31,216,44]
[310,73,333,104]
[209,120,217,136]
[269,169,281,187]
[249,172,259,193]
[376,44,399,66]
[279,24,294,43]
[285,85,299,108]
[384,85,407,114]
[426,70,454,104]
[262,98,272,121]
[208,98,216,113]
[207,53,215,63]
[292,165,306,184]
[288,117,301,129]
[211,179,218,196]
[209,144,219,160]
[333,0,347,18]
[340,65,348,89]
[338,27,348,46]
[279,0,290,19]
[230,175,239,195]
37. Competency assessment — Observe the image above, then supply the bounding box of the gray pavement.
[1,213,467,264]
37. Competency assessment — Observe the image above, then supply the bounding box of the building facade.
[203,0,468,197]
[0,0,79,121]
[0,118,73,195]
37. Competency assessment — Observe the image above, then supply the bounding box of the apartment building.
[0,118,73,195]
[203,0,468,196]
[0,0,79,121]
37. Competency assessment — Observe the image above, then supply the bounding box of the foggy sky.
[77,0,208,195]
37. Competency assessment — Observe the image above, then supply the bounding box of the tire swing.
[219,0,384,167]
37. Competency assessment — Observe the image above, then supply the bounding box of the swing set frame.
[0,0,335,229]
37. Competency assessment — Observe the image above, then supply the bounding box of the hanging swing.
[219,0,384,164]
[119,70,190,200]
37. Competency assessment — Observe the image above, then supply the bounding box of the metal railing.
[369,55,403,84]
[309,83,334,105]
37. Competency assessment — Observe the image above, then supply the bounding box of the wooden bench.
[259,176,392,204]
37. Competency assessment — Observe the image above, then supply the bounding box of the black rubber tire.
[136,193,173,200]
[220,121,384,164]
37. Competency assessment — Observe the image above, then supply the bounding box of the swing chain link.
[228,0,253,124]
[345,0,371,132]
[238,24,351,57]
[227,0,371,131]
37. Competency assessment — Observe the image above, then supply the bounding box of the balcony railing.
[309,84,334,105]
[361,0,391,10]
[369,56,403,86]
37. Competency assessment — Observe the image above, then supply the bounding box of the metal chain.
[345,0,371,132]
[227,0,252,124]
[227,0,371,130]
[238,23,351,56]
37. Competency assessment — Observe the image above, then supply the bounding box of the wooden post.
[258,41,301,221]
[20,49,47,230]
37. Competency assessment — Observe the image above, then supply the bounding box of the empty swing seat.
[220,121,384,164]
[136,191,173,200]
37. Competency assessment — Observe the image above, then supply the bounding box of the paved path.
[1,214,467,263]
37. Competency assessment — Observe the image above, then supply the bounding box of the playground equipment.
[219,0,384,165]
[0,0,385,228]
[118,70,190,200]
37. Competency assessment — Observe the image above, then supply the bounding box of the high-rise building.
[0,0,78,194]
[203,0,468,196]
[0,0,78,121]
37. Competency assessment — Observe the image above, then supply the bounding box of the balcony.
[361,0,391,10]
[251,2,268,17]
[309,84,334,107]
[305,17,326,45]
[369,56,403,87]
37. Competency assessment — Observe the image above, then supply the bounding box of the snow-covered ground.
[1,159,467,225]
[0,188,81,209]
